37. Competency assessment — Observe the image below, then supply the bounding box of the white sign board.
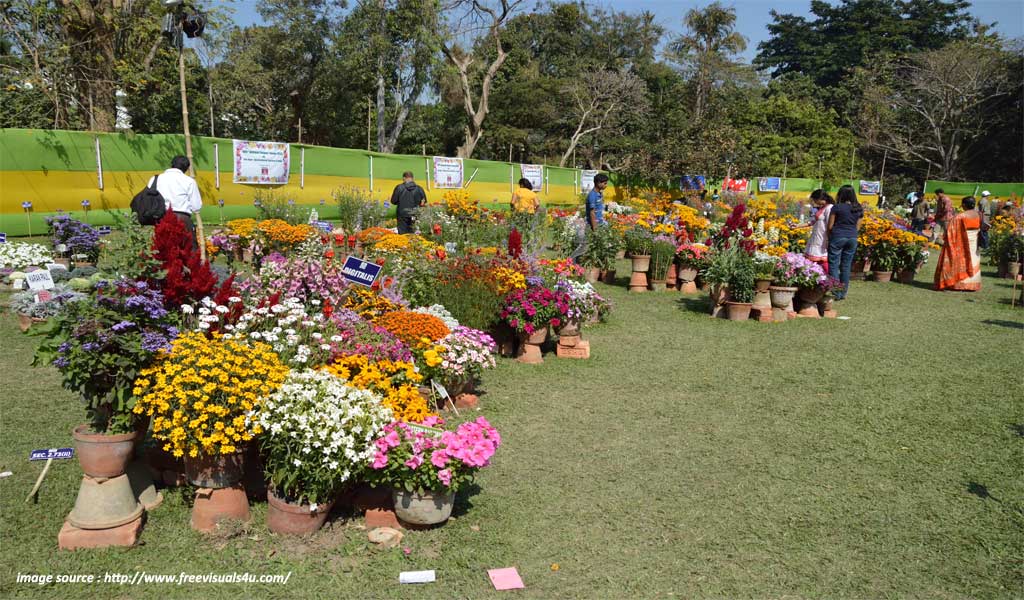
[45,263,67,272]
[520,164,543,192]
[432,157,464,189]
[580,170,599,193]
[233,139,290,184]
[26,269,54,291]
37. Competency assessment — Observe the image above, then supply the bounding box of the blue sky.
[227,0,1024,61]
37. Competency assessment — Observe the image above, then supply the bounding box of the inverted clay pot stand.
[186,453,250,533]
[629,255,650,293]
[517,328,548,364]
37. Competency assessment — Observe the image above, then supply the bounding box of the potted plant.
[769,253,808,309]
[724,250,756,321]
[252,369,393,535]
[46,215,101,267]
[869,239,899,282]
[500,284,570,363]
[132,331,289,530]
[367,416,501,526]
[10,284,85,332]
[579,226,618,284]
[675,243,707,293]
[701,246,737,307]
[647,236,676,291]
[555,279,608,334]
[624,227,654,292]
[1003,234,1024,279]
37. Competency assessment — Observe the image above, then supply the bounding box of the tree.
[441,0,524,158]
[343,0,441,154]
[666,1,747,122]
[558,69,648,167]
[857,40,1015,179]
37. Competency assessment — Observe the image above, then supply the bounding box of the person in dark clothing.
[826,185,864,300]
[390,171,427,234]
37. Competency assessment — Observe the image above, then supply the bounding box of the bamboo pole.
[179,45,206,261]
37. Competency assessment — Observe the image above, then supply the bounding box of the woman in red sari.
[934,197,982,291]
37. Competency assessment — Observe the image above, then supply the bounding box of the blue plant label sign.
[97,225,112,235]
[341,255,382,287]
[30,448,74,461]
[0,233,6,243]
[315,221,333,234]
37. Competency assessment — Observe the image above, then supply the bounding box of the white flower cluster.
[0,242,52,270]
[413,304,460,330]
[232,297,334,367]
[250,369,393,485]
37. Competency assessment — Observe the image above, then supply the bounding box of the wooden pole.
[879,149,888,200]
[367,97,372,151]
[179,44,206,262]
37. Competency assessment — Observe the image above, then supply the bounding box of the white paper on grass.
[399,570,436,584]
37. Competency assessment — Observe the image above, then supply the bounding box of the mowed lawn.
[1,259,1022,599]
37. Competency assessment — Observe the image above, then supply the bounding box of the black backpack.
[130,175,167,225]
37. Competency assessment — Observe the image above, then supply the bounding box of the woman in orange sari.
[934,196,982,291]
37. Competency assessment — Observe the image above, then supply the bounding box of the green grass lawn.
[1,260,1022,599]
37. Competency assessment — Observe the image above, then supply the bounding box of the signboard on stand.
[520,164,543,191]
[233,140,290,184]
[859,180,881,195]
[341,255,382,288]
[679,175,707,191]
[26,269,55,291]
[758,177,781,192]
[580,170,599,193]
[432,157,464,189]
[723,178,749,193]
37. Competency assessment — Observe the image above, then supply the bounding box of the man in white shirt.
[148,155,202,246]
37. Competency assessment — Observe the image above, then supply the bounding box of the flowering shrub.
[500,285,570,335]
[153,211,217,308]
[676,242,708,265]
[133,332,288,457]
[33,279,178,433]
[324,355,434,423]
[251,369,393,505]
[412,304,460,330]
[555,279,610,324]
[773,253,828,288]
[330,308,413,363]
[223,297,340,367]
[375,310,451,345]
[0,242,52,270]
[367,416,501,493]
[436,326,497,387]
[46,215,101,261]
[443,189,482,221]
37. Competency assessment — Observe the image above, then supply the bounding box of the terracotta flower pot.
[67,474,143,530]
[191,485,251,532]
[647,278,667,291]
[628,270,648,293]
[72,425,139,479]
[754,278,772,293]
[557,321,580,337]
[709,283,730,306]
[678,266,698,282]
[584,267,601,284]
[725,301,753,321]
[665,263,678,287]
[267,488,335,536]
[600,269,617,285]
[798,286,825,304]
[769,286,798,309]
[393,489,455,526]
[185,452,245,489]
[897,269,916,284]
[850,259,869,280]
[630,255,651,272]
[872,270,893,282]
[526,328,548,345]
[1008,261,1022,279]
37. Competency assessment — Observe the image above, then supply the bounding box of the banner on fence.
[233,140,290,184]
[432,157,464,189]
[758,177,781,192]
[520,164,543,191]
[723,178,749,193]
[859,180,881,195]
[580,170,599,193]
[679,175,707,191]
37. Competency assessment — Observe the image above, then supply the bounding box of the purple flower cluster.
[330,309,413,363]
[774,252,828,287]
[46,215,101,260]
[243,257,353,307]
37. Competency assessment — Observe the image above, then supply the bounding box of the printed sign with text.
[341,255,382,287]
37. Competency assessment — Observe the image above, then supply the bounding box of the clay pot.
[185,452,244,489]
[393,489,455,526]
[872,270,893,283]
[600,269,617,285]
[678,266,699,283]
[55,257,71,267]
[769,286,798,310]
[725,301,753,321]
[1008,261,1022,279]
[851,259,869,280]
[628,270,648,293]
[67,474,143,530]
[517,328,547,364]
[630,255,651,272]
[72,425,139,479]
[665,263,678,288]
[897,269,916,284]
[557,321,580,338]
[584,267,600,284]
[191,485,251,532]
[526,327,548,345]
[267,488,335,536]
[647,278,667,291]
[680,280,699,294]
[798,286,825,304]
[754,279,772,293]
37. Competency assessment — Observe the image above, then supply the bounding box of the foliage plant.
[46,214,101,262]
[648,235,677,280]
[133,332,289,458]
[255,190,310,225]
[100,212,163,280]
[726,251,757,303]
[251,369,393,506]
[579,225,620,271]
[367,416,501,494]
[9,284,84,317]
[624,225,654,256]
[333,186,379,233]
[32,279,178,433]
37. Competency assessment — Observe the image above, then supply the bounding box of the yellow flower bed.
[324,356,435,423]
[258,219,316,245]
[444,189,482,221]
[132,332,289,458]
[493,266,526,294]
[341,286,402,319]
[226,218,257,239]
[747,197,778,221]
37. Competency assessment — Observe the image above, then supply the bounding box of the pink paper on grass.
[488,567,524,590]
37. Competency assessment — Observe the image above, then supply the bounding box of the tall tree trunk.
[61,0,118,131]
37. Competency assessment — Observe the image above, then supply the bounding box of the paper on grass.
[488,567,525,590]
[399,570,435,584]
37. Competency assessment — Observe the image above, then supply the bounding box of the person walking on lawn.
[390,171,427,234]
